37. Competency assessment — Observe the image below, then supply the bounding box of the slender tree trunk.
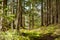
[29,14,31,29]
[12,0,15,29]
[32,15,34,29]
[22,15,25,27]
[2,0,7,31]
[51,0,54,24]
[48,0,51,25]
[56,0,58,23]
[0,0,3,30]
[41,0,44,26]
[17,0,21,30]
[46,0,49,26]
[59,0,60,24]
[17,0,25,30]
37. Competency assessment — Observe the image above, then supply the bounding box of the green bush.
[0,26,60,40]
[0,30,30,40]
[55,37,60,40]
[20,26,57,40]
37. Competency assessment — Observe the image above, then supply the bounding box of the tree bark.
[32,15,34,29]
[41,0,44,26]
[56,0,59,24]
[2,0,7,31]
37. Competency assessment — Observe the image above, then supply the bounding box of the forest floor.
[0,25,60,40]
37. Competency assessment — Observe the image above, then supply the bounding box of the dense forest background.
[0,0,60,40]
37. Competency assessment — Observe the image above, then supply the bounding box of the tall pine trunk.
[2,0,7,31]
[48,0,51,25]
[46,0,49,26]
[56,0,58,24]
[32,15,34,29]
[41,0,44,26]
[17,0,24,30]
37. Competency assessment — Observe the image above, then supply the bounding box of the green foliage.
[4,14,15,22]
[20,26,59,40]
[0,13,15,22]
[20,26,56,36]
[0,30,30,40]
[0,26,60,40]
[0,5,15,22]
[55,37,60,40]
[0,0,2,3]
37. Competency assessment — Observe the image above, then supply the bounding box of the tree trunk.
[32,15,34,29]
[2,0,7,31]
[48,0,51,25]
[51,0,54,24]
[41,0,44,26]
[17,0,25,30]
[56,0,59,24]
[29,14,31,30]
[12,0,15,29]
[46,0,49,26]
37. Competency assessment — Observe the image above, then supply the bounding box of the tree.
[0,0,3,30]
[48,0,51,25]
[2,0,7,31]
[56,0,59,24]
[17,0,25,30]
[41,0,44,26]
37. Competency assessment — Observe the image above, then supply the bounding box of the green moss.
[0,26,60,40]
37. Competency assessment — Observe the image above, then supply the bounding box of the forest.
[0,0,60,40]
